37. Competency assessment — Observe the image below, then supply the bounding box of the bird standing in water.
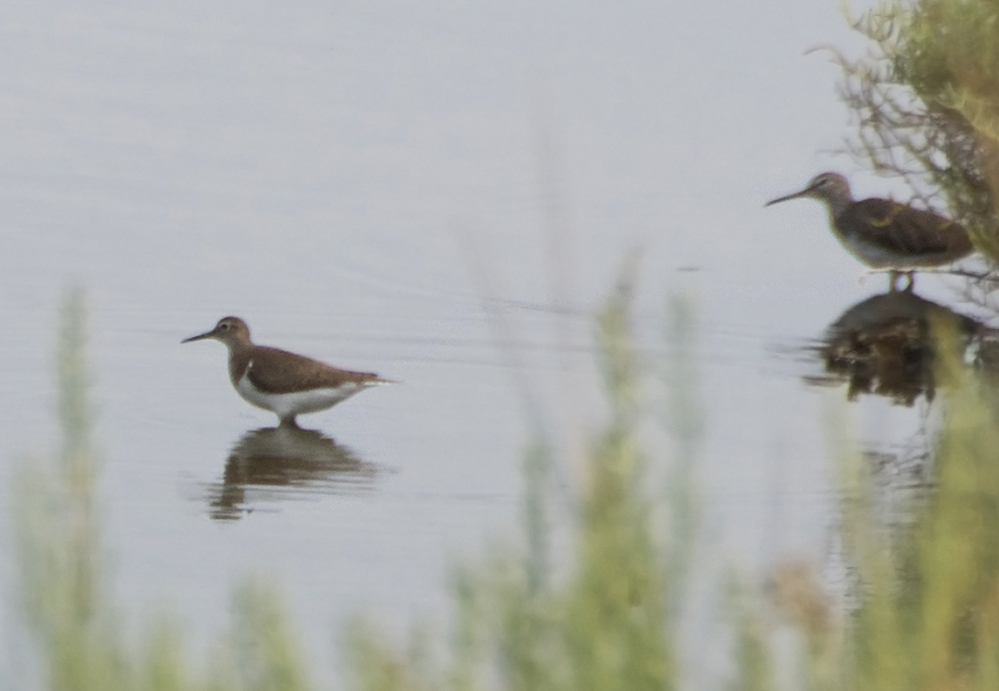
[183,316,391,427]
[767,172,974,290]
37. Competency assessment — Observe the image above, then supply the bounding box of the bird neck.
[225,340,254,385]
[821,191,853,218]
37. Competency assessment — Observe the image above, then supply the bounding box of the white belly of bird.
[235,373,367,419]
[841,233,956,269]
[838,234,903,268]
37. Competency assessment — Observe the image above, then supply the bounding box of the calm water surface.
[0,0,985,687]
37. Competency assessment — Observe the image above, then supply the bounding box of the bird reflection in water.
[206,425,378,521]
[806,290,985,406]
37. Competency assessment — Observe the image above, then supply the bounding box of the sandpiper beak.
[765,187,812,206]
[181,329,216,344]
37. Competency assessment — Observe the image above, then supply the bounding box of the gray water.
[0,0,984,686]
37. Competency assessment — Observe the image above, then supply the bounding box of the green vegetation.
[342,284,999,691]
[755,319,999,691]
[12,273,999,691]
[348,275,691,691]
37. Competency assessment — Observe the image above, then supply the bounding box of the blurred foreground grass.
[13,285,999,690]
[14,290,311,691]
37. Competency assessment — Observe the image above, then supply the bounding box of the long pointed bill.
[765,188,812,206]
[181,330,216,344]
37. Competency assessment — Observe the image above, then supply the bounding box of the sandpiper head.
[766,172,853,208]
[182,316,251,347]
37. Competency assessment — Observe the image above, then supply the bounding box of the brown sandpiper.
[766,172,974,290]
[182,316,391,426]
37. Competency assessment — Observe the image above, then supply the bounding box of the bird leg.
[862,268,914,292]
[279,415,301,429]
[888,270,915,292]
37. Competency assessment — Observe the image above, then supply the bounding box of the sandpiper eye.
[220,323,229,331]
